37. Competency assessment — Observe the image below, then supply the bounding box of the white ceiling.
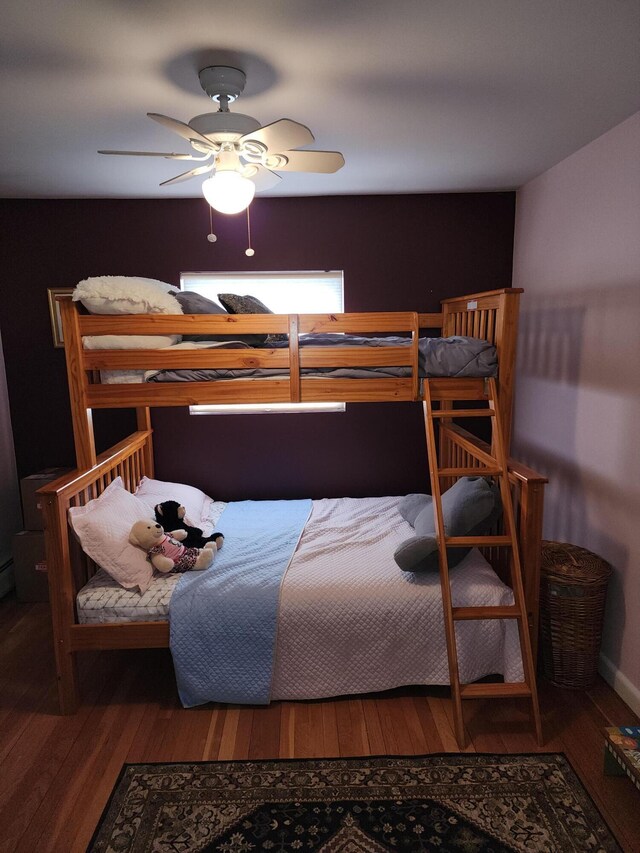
[1,0,638,199]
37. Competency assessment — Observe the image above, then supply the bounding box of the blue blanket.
[169,499,312,707]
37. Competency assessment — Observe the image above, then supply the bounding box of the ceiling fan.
[99,66,345,214]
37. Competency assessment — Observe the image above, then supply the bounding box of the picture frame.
[47,288,74,348]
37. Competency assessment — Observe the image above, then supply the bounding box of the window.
[181,271,344,415]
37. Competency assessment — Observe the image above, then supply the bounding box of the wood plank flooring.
[1,597,638,852]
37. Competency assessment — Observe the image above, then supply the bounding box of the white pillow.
[73,276,181,315]
[82,335,178,350]
[74,276,182,353]
[135,476,214,531]
[69,477,156,593]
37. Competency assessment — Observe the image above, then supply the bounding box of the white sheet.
[77,495,524,697]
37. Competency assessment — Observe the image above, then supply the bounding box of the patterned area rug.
[88,754,620,852]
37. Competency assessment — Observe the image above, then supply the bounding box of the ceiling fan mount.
[198,65,247,104]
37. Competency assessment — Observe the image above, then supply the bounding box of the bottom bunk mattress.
[76,495,524,700]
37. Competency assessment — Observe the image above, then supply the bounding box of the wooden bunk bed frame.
[40,287,547,714]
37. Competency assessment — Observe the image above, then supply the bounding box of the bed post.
[492,290,521,452]
[136,408,155,477]
[511,467,547,664]
[59,299,96,469]
[41,488,79,714]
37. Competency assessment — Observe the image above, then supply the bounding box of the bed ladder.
[423,376,543,748]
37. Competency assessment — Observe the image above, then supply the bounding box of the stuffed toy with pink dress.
[129,520,216,574]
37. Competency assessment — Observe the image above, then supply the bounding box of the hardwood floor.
[1,597,638,852]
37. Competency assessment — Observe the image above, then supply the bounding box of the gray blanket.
[147,334,497,383]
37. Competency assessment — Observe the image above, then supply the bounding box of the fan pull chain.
[245,206,255,257]
[206,204,217,243]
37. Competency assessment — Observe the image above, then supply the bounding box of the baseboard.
[599,653,640,717]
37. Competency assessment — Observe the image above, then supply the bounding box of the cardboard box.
[20,467,69,531]
[13,530,49,602]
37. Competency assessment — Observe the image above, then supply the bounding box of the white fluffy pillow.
[73,276,181,315]
[69,477,156,593]
[135,476,214,531]
[74,276,182,353]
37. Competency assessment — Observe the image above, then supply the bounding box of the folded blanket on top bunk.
[145,334,497,383]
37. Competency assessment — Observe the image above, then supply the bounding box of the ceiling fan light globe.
[202,171,256,215]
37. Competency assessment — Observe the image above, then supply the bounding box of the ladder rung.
[430,408,495,418]
[452,605,521,621]
[437,467,502,477]
[444,535,513,547]
[459,682,532,699]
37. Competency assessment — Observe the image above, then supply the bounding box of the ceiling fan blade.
[98,150,211,161]
[269,150,345,173]
[242,163,282,192]
[148,113,215,148]
[240,118,314,155]
[159,163,214,186]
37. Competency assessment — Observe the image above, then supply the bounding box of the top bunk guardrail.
[58,287,522,466]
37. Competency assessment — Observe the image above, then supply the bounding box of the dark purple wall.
[0,193,514,499]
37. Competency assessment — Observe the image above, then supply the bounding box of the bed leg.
[54,640,79,714]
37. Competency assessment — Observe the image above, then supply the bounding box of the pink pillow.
[69,477,156,593]
[135,476,214,530]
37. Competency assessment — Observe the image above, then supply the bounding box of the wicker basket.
[540,541,612,689]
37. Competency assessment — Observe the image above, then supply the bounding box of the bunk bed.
[39,287,547,745]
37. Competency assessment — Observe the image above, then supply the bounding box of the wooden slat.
[452,606,521,621]
[288,315,300,403]
[437,467,502,477]
[298,312,418,334]
[83,348,290,370]
[79,314,290,335]
[460,683,532,699]
[430,408,494,418]
[445,535,512,547]
[69,623,169,651]
[427,378,487,400]
[418,313,444,328]
[440,287,523,305]
[299,378,417,402]
[86,380,293,407]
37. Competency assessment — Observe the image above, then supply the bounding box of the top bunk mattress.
[95,334,497,384]
[147,334,497,382]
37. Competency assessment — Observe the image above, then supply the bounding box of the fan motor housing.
[189,112,261,142]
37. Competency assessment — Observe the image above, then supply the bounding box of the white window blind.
[181,271,344,415]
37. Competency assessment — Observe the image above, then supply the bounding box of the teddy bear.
[129,520,216,574]
[154,500,224,550]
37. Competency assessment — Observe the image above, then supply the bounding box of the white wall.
[512,112,640,714]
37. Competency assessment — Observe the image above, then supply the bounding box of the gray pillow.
[175,290,227,315]
[398,493,431,526]
[394,477,502,573]
[218,293,288,344]
[175,290,266,345]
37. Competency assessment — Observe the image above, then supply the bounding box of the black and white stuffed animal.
[154,500,224,550]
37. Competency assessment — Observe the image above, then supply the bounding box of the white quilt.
[77,495,523,698]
